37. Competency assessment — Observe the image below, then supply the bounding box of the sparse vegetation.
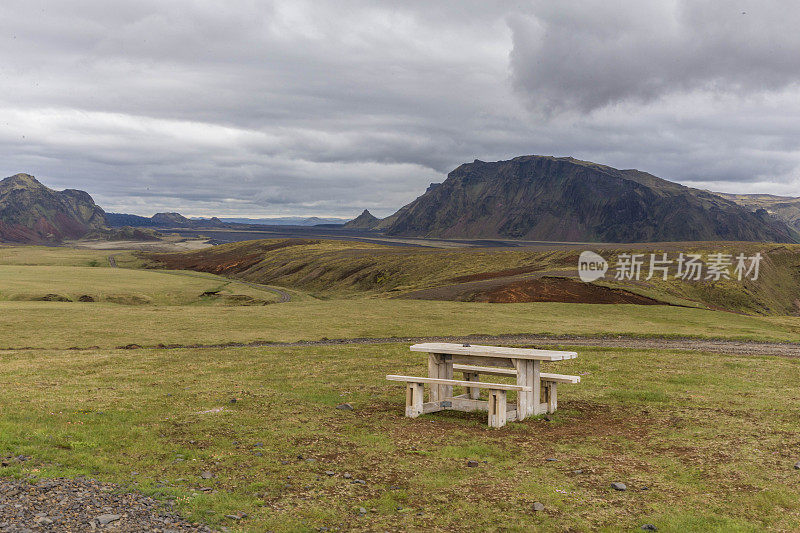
[3,244,800,532]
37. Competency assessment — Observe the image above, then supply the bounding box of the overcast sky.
[2,1,800,218]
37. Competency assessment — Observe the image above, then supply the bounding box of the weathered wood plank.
[540,372,581,384]
[451,354,515,368]
[387,375,532,392]
[411,343,577,361]
[454,363,516,376]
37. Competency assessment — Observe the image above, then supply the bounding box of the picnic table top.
[409,342,577,361]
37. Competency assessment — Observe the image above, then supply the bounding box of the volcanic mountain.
[0,173,107,243]
[344,209,379,229]
[380,156,799,243]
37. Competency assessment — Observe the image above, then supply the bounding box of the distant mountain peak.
[344,209,380,229]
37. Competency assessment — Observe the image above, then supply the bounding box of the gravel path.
[95,333,800,358]
[0,477,215,533]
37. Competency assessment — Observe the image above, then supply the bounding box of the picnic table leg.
[516,359,537,419]
[487,389,507,428]
[428,353,454,401]
[428,353,442,402]
[531,360,542,416]
[405,382,424,418]
[441,354,453,399]
[547,382,557,413]
[464,372,481,399]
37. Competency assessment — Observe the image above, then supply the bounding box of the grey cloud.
[1,1,800,218]
[510,1,800,113]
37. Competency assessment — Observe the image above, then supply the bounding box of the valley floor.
[2,243,800,531]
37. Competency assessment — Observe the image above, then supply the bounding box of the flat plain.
[2,242,800,532]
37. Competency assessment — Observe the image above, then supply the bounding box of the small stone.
[253,451,263,457]
[572,469,584,475]
[545,458,558,462]
[532,502,545,512]
[466,460,479,468]
[641,525,657,531]
[96,514,121,525]
[254,442,264,447]
[224,515,241,520]
[325,471,335,476]
[200,471,214,479]
[357,507,367,515]
[336,403,354,411]
[611,482,627,491]
[343,473,352,479]
[229,398,238,403]
[353,479,366,484]
[794,461,800,470]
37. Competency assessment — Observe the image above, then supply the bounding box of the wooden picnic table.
[387,342,578,427]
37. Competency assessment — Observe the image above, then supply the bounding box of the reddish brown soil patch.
[472,276,665,304]
[145,238,318,276]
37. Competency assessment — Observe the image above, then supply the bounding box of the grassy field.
[0,265,284,306]
[3,244,800,531]
[2,343,800,531]
[1,300,800,349]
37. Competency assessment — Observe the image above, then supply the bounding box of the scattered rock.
[343,473,352,479]
[611,482,627,491]
[96,514,121,525]
[200,471,214,480]
[336,403,354,411]
[357,507,367,515]
[40,293,71,302]
[641,525,657,531]
[794,461,800,470]
[353,479,366,485]
[572,469,584,475]
[325,471,335,477]
[229,398,238,404]
[224,514,241,520]
[532,502,545,512]
[254,442,264,447]
[466,460,479,468]
[546,458,558,462]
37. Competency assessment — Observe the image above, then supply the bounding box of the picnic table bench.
[387,342,580,428]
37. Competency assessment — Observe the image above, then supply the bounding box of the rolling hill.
[376,156,799,243]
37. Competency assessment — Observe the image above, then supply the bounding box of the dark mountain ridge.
[0,173,106,243]
[379,155,799,243]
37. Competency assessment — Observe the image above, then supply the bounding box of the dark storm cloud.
[510,1,800,113]
[1,1,800,218]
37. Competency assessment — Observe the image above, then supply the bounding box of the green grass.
[0,264,282,306]
[0,299,799,349]
[0,245,113,266]
[2,344,800,531]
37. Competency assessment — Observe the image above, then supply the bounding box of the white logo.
[578,251,608,282]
